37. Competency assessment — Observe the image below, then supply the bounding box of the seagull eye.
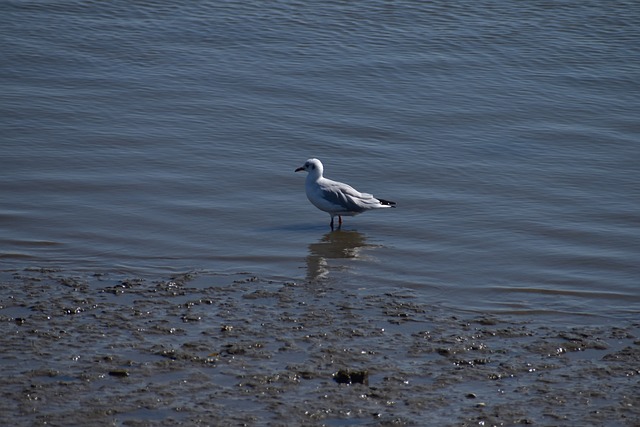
[310,164,315,170]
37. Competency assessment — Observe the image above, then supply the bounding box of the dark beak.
[295,167,304,172]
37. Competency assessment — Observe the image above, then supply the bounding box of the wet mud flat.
[1,269,638,426]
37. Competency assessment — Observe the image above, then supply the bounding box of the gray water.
[2,0,640,322]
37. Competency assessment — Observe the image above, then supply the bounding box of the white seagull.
[295,158,396,229]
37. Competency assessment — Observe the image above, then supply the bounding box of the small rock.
[334,369,369,385]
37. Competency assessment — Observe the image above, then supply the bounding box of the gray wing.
[318,186,366,213]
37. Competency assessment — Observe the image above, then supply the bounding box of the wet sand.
[1,268,638,426]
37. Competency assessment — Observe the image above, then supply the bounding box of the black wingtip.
[378,198,396,207]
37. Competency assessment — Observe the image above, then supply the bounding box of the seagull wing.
[314,178,389,214]
[310,181,364,214]
[334,183,396,209]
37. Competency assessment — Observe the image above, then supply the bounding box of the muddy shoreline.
[1,268,638,426]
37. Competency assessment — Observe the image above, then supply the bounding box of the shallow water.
[1,1,640,424]
[2,0,639,321]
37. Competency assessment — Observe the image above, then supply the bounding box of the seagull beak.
[295,166,305,172]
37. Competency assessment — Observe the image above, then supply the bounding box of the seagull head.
[295,158,324,177]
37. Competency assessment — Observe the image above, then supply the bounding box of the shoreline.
[1,268,638,426]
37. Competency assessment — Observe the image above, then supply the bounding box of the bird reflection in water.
[306,230,375,281]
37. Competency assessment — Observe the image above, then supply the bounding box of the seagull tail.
[377,198,396,208]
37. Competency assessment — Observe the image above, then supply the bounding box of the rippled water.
[2,0,639,322]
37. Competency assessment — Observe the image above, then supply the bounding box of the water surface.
[2,0,639,323]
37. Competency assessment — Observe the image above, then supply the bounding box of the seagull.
[295,158,396,229]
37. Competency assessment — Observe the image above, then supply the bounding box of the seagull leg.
[330,216,335,230]
[338,216,343,227]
